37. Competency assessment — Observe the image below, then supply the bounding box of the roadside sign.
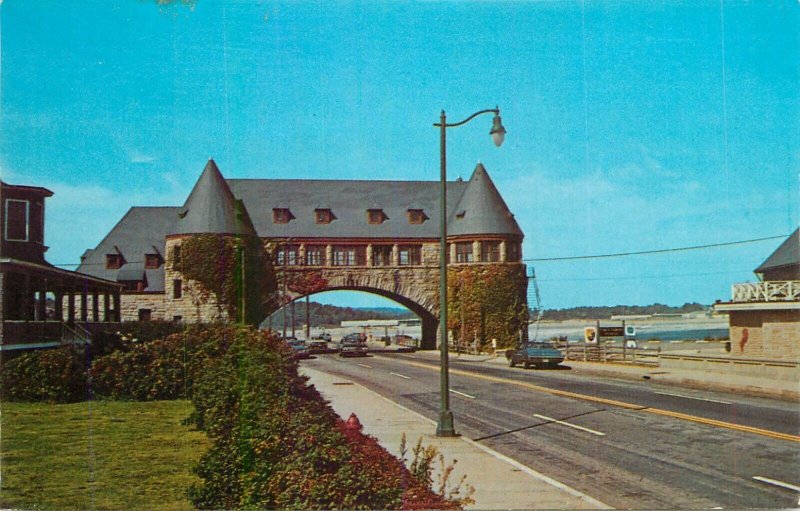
[584,327,597,344]
[599,326,624,337]
[625,325,636,337]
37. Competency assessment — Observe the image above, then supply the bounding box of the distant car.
[506,341,564,369]
[340,333,366,344]
[339,341,368,358]
[318,332,332,342]
[392,334,416,346]
[308,340,329,354]
[288,340,310,359]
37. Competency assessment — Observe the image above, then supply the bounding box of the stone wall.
[162,237,228,323]
[120,293,166,322]
[729,309,800,361]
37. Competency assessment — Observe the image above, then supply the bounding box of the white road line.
[449,389,476,399]
[654,391,732,405]
[533,414,606,437]
[357,363,372,369]
[753,476,800,492]
[390,372,411,380]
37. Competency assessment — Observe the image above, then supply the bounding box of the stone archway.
[276,267,442,349]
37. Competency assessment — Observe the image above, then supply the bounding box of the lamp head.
[490,110,506,147]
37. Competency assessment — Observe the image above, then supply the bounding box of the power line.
[524,234,788,262]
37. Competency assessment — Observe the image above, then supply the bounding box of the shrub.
[0,346,89,403]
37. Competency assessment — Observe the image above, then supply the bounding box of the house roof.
[0,180,54,197]
[77,207,180,292]
[447,163,523,237]
[227,178,469,239]
[755,229,800,274]
[173,159,256,236]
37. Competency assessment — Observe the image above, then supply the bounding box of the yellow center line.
[394,358,800,443]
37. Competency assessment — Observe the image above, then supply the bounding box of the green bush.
[1,347,89,403]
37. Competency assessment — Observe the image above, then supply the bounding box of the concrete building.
[715,229,800,361]
[77,160,527,348]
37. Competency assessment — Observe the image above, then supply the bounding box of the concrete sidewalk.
[301,366,609,510]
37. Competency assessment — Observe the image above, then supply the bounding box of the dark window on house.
[332,245,366,266]
[173,315,183,323]
[138,309,152,321]
[455,242,473,263]
[273,208,295,224]
[276,244,300,266]
[367,209,387,225]
[480,241,501,262]
[407,209,428,225]
[4,199,29,241]
[315,209,336,224]
[507,242,520,262]
[173,279,183,299]
[398,245,421,265]
[106,254,123,269]
[145,253,162,269]
[171,245,182,267]
[305,245,326,266]
[372,245,393,266]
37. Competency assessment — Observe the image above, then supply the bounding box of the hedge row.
[0,324,455,510]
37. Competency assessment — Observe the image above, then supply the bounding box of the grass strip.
[1,400,208,510]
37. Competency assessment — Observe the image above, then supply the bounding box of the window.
[138,309,152,321]
[398,245,421,265]
[372,245,393,266]
[507,242,520,262]
[315,208,336,224]
[119,280,144,292]
[276,244,300,266]
[173,279,183,299]
[173,315,183,323]
[305,245,326,266]
[367,209,387,225]
[171,245,182,266]
[272,208,295,224]
[145,253,162,269]
[407,209,428,225]
[4,199,29,241]
[480,241,501,262]
[455,242,473,263]
[106,254,124,269]
[332,245,366,266]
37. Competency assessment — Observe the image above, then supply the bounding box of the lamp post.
[433,107,506,437]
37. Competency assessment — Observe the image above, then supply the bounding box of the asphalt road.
[303,352,800,510]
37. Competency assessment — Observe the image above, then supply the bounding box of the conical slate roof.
[447,163,522,237]
[172,159,256,236]
[755,228,799,273]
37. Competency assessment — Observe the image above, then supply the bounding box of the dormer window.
[145,253,163,269]
[273,208,295,224]
[106,253,124,269]
[367,209,387,225]
[315,208,336,224]
[407,209,428,225]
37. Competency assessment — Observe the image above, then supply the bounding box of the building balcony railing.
[731,281,800,303]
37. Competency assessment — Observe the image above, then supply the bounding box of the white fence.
[732,281,800,302]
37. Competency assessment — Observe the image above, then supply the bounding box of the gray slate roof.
[227,178,468,239]
[77,207,180,292]
[174,160,256,236]
[755,229,799,273]
[447,163,523,237]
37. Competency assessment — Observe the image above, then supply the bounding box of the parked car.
[340,332,366,344]
[339,341,368,358]
[392,334,416,347]
[308,340,329,354]
[288,340,310,359]
[506,341,564,369]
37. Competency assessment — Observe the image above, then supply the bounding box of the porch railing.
[731,281,800,302]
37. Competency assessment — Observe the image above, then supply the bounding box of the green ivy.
[447,264,528,350]
[179,234,278,325]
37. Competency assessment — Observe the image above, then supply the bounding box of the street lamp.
[433,107,506,437]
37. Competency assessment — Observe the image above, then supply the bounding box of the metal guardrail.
[559,343,660,366]
[732,280,800,302]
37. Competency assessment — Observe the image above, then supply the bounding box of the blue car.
[506,341,564,369]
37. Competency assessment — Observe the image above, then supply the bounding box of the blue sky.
[1,0,797,309]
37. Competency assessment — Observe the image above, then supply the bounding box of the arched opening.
[260,288,437,349]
